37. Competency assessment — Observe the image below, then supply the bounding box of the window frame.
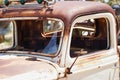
[70,18,109,57]
[0,20,17,50]
[0,17,64,57]
[67,13,116,61]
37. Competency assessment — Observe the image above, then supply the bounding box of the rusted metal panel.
[0,1,115,22]
[0,1,115,37]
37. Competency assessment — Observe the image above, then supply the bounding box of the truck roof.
[0,1,115,23]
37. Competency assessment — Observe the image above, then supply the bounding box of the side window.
[0,21,15,49]
[70,18,109,57]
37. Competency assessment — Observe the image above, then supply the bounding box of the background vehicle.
[0,0,119,80]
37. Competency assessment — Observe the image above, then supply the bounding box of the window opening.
[70,18,109,57]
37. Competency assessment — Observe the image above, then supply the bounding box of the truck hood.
[0,55,58,80]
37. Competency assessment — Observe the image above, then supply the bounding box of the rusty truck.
[0,0,119,80]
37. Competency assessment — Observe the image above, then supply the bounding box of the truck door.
[64,13,119,80]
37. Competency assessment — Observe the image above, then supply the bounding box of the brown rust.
[0,1,116,37]
[78,51,109,65]
[0,1,115,21]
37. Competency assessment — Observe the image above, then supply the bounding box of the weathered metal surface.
[0,1,115,23]
[0,55,58,79]
[0,1,116,38]
[0,1,119,80]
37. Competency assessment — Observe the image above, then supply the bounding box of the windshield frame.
[0,17,64,57]
[0,20,17,50]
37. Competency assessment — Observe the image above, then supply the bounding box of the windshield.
[0,18,64,56]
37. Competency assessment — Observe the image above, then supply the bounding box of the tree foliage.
[95,0,120,6]
[0,0,4,5]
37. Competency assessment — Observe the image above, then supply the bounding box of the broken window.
[70,18,109,57]
[0,18,64,56]
[16,18,63,55]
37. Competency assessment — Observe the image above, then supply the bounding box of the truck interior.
[70,18,109,57]
[16,19,63,54]
[0,18,63,55]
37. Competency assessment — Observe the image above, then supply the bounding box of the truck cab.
[0,1,119,80]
